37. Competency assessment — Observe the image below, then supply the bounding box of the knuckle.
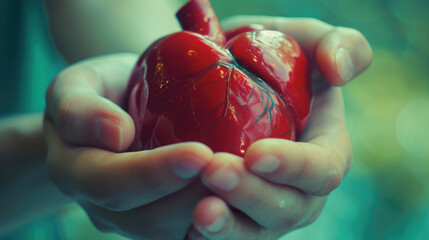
[45,68,74,104]
[46,65,100,123]
[315,165,344,195]
[56,95,79,129]
[241,185,268,211]
[258,192,305,230]
[305,206,324,226]
[327,168,344,191]
[264,220,287,230]
[278,199,306,230]
[280,218,301,231]
[56,94,93,134]
[287,207,306,229]
[287,143,309,182]
[312,142,347,195]
[275,207,305,230]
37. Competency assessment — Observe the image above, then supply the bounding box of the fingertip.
[168,142,214,163]
[54,94,135,152]
[187,142,215,159]
[244,138,292,171]
[113,111,135,151]
[45,54,139,152]
[201,153,242,192]
[94,117,125,151]
[193,197,228,235]
[86,97,136,152]
[147,142,214,180]
[316,27,373,86]
[172,154,209,179]
[85,105,135,152]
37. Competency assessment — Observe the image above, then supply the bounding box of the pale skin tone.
[0,0,372,239]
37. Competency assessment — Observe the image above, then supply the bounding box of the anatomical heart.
[126,0,312,156]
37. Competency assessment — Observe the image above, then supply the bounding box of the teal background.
[0,0,65,117]
[1,0,429,239]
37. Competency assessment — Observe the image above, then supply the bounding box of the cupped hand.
[44,54,214,239]
[187,17,372,239]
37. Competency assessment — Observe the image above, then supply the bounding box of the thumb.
[52,93,135,151]
[45,54,137,151]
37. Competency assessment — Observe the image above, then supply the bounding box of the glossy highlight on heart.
[126,0,312,156]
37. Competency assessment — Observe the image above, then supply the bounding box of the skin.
[186,17,372,239]
[43,19,371,240]
[1,0,372,238]
[43,54,215,239]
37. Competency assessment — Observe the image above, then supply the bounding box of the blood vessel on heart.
[126,0,312,156]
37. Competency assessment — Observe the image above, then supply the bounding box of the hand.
[187,17,372,239]
[44,53,214,239]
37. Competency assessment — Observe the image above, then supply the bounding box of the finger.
[222,16,373,85]
[302,87,352,175]
[189,196,326,240]
[83,180,210,240]
[245,87,351,195]
[201,153,323,230]
[189,196,272,240]
[189,195,326,240]
[45,53,138,151]
[44,118,213,211]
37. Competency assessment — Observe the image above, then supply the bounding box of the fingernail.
[173,157,204,179]
[206,167,239,191]
[336,48,354,82]
[94,118,124,150]
[205,214,226,233]
[251,154,280,173]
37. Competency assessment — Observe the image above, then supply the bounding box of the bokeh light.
[396,99,429,159]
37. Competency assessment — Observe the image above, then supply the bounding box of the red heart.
[126,0,312,156]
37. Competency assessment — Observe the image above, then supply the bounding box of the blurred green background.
[1,0,429,239]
